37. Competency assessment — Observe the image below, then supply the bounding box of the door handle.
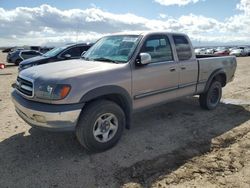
[170,68,176,72]
[181,66,186,70]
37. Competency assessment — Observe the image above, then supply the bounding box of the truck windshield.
[83,35,140,63]
[43,46,67,57]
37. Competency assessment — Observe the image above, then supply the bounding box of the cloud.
[154,0,200,6]
[158,13,167,19]
[224,0,250,35]
[236,0,250,13]
[0,5,150,46]
[0,1,250,46]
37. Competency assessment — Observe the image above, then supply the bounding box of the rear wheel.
[76,100,125,152]
[199,81,222,110]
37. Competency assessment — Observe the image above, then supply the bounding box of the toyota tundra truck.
[12,32,237,152]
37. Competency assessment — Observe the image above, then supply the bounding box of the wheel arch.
[204,69,227,92]
[15,58,23,65]
[80,86,132,129]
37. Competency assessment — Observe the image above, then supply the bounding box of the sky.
[0,0,249,47]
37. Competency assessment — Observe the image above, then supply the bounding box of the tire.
[199,81,222,110]
[76,100,125,152]
[15,59,22,66]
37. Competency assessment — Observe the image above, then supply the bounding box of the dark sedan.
[19,43,92,71]
[7,50,42,65]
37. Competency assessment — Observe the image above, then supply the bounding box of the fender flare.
[80,85,132,129]
[204,68,226,92]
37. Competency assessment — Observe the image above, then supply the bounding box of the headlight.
[36,84,71,100]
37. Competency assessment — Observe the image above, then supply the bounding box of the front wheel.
[199,81,222,110]
[15,59,22,66]
[76,100,125,152]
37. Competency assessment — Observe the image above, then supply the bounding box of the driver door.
[132,34,179,110]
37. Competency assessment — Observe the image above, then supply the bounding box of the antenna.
[76,19,79,43]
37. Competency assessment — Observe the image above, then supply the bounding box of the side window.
[173,35,192,61]
[80,46,90,53]
[20,52,31,59]
[20,52,26,59]
[141,35,173,63]
[29,51,39,55]
[62,47,81,57]
[24,52,32,55]
[33,51,41,55]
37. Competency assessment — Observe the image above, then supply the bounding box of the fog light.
[33,114,46,123]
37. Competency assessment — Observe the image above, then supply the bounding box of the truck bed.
[196,55,237,93]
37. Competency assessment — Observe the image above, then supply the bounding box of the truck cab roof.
[110,31,187,37]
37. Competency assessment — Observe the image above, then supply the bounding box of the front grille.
[16,76,33,97]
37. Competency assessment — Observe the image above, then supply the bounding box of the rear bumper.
[11,90,84,131]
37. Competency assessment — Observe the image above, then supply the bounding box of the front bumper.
[11,90,84,131]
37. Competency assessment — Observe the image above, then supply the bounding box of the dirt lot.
[0,52,250,188]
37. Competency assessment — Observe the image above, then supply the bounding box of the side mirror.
[81,51,86,57]
[137,53,151,65]
[64,54,71,59]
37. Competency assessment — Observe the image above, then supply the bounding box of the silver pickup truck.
[12,32,237,152]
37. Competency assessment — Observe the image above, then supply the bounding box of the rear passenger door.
[172,35,198,97]
[132,34,179,110]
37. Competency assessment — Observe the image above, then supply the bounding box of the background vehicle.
[2,47,13,53]
[19,43,93,71]
[2,47,25,53]
[244,47,250,56]
[2,46,54,54]
[39,47,54,54]
[205,48,215,54]
[194,48,206,55]
[7,50,42,65]
[214,48,230,56]
[230,48,247,57]
[12,32,237,152]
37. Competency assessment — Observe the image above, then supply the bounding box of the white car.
[195,48,206,55]
[205,48,215,54]
[230,49,247,57]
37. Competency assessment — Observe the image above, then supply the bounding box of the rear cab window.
[173,35,193,61]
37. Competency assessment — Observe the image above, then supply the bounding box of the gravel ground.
[0,52,249,188]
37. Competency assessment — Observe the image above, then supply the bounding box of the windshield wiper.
[93,57,119,63]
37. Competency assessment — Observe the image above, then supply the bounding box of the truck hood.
[19,59,125,81]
